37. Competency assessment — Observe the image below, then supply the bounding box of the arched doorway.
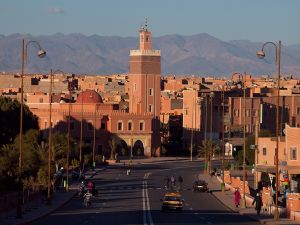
[133,140,144,156]
[116,140,129,156]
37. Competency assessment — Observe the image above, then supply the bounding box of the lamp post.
[221,85,225,192]
[208,91,214,174]
[47,69,54,203]
[190,94,195,162]
[257,41,281,220]
[204,95,208,173]
[17,39,46,218]
[241,72,247,208]
[79,86,83,176]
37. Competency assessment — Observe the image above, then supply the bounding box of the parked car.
[192,180,209,192]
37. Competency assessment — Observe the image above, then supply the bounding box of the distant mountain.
[0,33,300,76]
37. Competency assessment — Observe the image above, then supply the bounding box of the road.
[29,161,259,225]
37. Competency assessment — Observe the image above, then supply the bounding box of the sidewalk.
[202,173,299,225]
[0,168,101,225]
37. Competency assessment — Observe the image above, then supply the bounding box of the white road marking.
[143,173,153,225]
[142,181,147,225]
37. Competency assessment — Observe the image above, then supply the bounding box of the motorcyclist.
[79,181,86,197]
[83,190,92,207]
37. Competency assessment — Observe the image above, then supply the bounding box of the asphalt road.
[28,161,260,225]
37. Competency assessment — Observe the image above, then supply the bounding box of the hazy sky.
[1,0,299,45]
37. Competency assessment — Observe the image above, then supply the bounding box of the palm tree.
[109,135,120,160]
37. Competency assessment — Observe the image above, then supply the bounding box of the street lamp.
[242,72,247,208]
[257,41,281,220]
[190,93,195,162]
[17,39,46,218]
[208,91,214,174]
[221,85,225,192]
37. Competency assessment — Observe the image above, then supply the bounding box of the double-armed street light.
[257,41,281,220]
[17,39,46,218]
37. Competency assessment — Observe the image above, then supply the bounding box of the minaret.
[129,21,161,117]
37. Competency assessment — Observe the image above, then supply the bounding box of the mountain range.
[0,33,300,76]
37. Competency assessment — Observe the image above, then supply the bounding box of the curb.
[10,169,99,225]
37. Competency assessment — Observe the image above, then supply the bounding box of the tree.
[199,140,215,173]
[0,97,38,147]
[0,129,41,191]
[109,135,120,160]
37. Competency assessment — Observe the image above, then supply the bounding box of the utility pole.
[47,69,53,203]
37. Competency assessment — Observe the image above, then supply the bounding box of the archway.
[116,140,129,156]
[133,140,144,156]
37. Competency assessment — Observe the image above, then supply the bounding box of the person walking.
[252,189,263,215]
[178,175,183,191]
[266,192,274,215]
[165,176,170,190]
[234,188,241,208]
[170,175,176,190]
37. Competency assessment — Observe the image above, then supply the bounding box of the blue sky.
[1,0,299,45]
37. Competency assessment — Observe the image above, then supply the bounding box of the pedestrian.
[165,176,170,190]
[178,175,183,191]
[283,185,289,207]
[266,192,274,215]
[234,188,241,208]
[252,189,263,215]
[171,175,176,189]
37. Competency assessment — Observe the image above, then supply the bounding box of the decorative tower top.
[139,18,152,51]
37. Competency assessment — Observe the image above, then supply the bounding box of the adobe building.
[27,25,161,158]
[256,124,300,193]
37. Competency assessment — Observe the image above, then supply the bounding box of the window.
[246,124,251,133]
[290,147,297,160]
[101,122,106,130]
[262,147,267,156]
[246,109,251,117]
[184,108,188,115]
[139,121,144,131]
[39,98,43,103]
[224,125,229,132]
[297,107,300,115]
[44,121,47,129]
[149,88,153,96]
[134,83,137,91]
[128,122,132,131]
[118,121,123,131]
[252,109,258,117]
[146,36,149,42]
[234,109,239,117]
[149,104,153,113]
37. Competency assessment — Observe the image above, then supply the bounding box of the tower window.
[149,104,153,113]
[146,36,149,42]
[149,88,153,96]
[134,83,137,91]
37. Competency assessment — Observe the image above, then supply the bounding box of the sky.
[1,0,299,45]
